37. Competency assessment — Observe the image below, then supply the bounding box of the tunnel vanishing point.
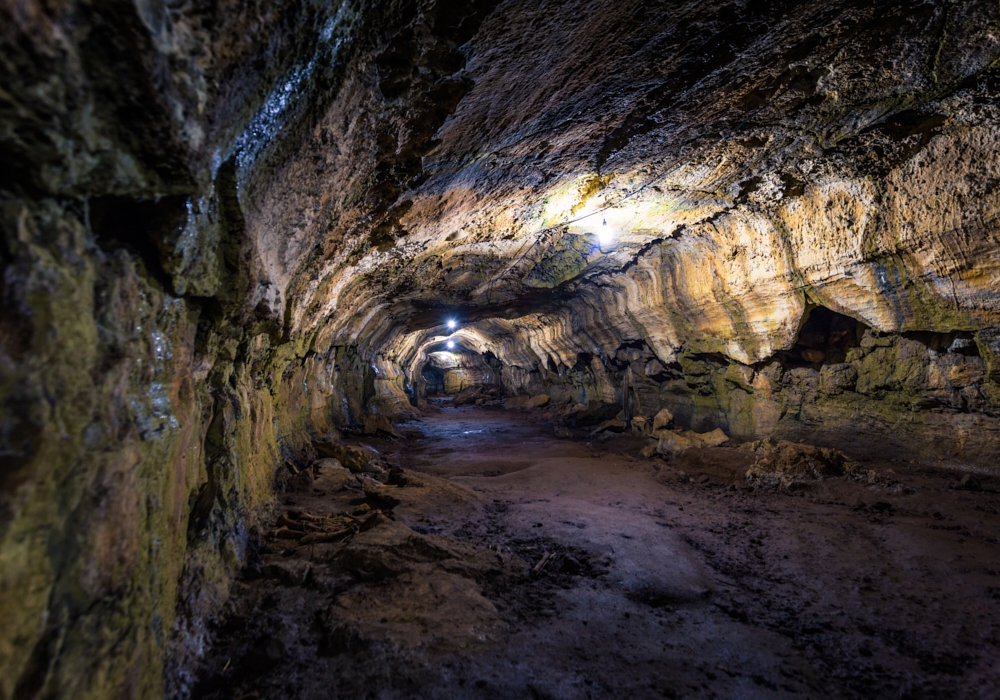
[4,1,1000,698]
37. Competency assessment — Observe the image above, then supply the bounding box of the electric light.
[446,319,457,330]
[598,216,616,248]
[447,340,455,349]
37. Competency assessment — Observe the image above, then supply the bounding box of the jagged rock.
[819,363,859,396]
[743,439,862,489]
[592,418,627,435]
[362,413,398,436]
[655,428,730,456]
[652,408,675,432]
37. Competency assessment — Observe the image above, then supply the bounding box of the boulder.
[655,428,730,456]
[503,395,531,410]
[312,440,379,473]
[527,394,550,408]
[631,415,650,434]
[698,428,730,447]
[743,439,865,489]
[312,459,353,491]
[652,408,674,432]
[362,413,397,436]
[451,386,483,406]
[591,418,627,435]
[655,431,702,456]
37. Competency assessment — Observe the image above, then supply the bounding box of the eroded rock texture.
[3,0,1000,697]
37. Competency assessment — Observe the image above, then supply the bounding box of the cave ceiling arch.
[7,2,1000,697]
[242,0,1000,374]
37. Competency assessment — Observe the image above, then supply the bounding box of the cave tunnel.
[4,0,1000,697]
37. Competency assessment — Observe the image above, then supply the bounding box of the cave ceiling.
[6,0,1000,371]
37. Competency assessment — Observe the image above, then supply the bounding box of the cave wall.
[6,0,1000,698]
[421,350,502,395]
[489,313,1000,465]
[0,0,470,697]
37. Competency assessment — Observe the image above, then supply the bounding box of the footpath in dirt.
[193,401,1000,700]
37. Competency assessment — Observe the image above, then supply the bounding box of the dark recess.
[88,195,187,294]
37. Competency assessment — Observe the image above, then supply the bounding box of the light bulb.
[446,319,457,330]
[446,340,455,350]
[598,226,616,248]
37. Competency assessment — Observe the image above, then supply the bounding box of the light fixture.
[598,216,615,248]
[446,340,455,350]
[446,319,457,330]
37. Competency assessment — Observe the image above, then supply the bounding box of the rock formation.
[3,0,1000,696]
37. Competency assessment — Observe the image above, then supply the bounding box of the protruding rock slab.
[312,440,380,473]
[654,428,730,456]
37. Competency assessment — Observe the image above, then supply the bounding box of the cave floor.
[193,404,1000,699]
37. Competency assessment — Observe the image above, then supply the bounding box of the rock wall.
[0,0,468,697]
[483,307,1000,466]
[420,349,503,395]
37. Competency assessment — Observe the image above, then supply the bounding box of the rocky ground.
[192,402,1000,699]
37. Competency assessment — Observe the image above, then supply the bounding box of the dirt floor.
[192,401,1000,699]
